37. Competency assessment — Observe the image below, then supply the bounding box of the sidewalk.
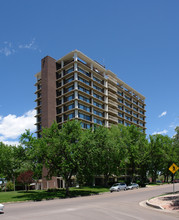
[146,192,179,212]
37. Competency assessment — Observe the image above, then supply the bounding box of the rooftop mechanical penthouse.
[35,50,146,137]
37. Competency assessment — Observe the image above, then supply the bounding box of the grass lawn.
[0,186,109,203]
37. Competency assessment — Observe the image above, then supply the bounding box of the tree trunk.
[65,180,70,197]
[104,174,109,187]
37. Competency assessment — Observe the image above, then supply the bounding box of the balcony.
[108,91,117,100]
[108,83,117,92]
[108,99,117,108]
[108,115,118,123]
[108,76,117,85]
[108,107,118,115]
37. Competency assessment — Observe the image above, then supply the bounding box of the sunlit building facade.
[35,50,146,138]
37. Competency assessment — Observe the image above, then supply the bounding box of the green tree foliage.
[39,120,83,195]
[123,125,148,183]
[2,121,178,191]
[148,134,175,182]
[0,142,26,185]
[19,130,43,181]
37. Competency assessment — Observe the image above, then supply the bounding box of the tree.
[40,120,83,195]
[20,130,43,182]
[125,125,148,183]
[17,170,34,191]
[0,142,27,190]
[108,124,128,180]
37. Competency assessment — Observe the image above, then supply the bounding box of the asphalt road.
[1,183,179,220]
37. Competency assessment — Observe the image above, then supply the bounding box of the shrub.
[6,181,14,191]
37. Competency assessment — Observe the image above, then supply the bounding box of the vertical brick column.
[41,56,57,189]
[41,56,56,128]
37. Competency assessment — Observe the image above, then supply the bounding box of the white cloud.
[0,110,36,143]
[0,39,41,56]
[3,140,20,146]
[19,38,37,50]
[152,129,168,135]
[158,111,167,118]
[0,41,15,56]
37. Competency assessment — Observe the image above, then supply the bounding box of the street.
[1,183,179,220]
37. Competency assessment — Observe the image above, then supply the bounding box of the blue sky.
[0,0,178,145]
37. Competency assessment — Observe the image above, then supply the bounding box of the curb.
[146,200,164,210]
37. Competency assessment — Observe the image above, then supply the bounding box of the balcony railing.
[108,107,118,115]
[108,91,117,99]
[108,115,118,123]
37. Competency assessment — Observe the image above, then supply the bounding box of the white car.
[126,183,139,190]
[110,183,127,192]
[0,204,4,213]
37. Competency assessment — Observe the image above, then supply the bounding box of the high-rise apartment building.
[35,50,146,189]
[35,50,146,138]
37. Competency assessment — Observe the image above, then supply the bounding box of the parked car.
[0,204,4,213]
[126,183,139,190]
[110,183,127,192]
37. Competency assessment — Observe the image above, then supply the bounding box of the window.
[139,115,144,120]
[37,84,41,90]
[56,116,62,123]
[37,92,41,98]
[65,103,74,111]
[133,100,138,105]
[139,110,144,114]
[93,109,103,117]
[66,67,74,74]
[65,76,74,84]
[66,112,75,120]
[78,85,90,94]
[118,112,123,117]
[93,84,103,92]
[37,100,41,106]
[65,85,74,93]
[78,94,90,103]
[65,94,74,102]
[78,67,90,77]
[81,122,91,129]
[37,125,42,130]
[125,102,131,108]
[56,108,61,114]
[118,105,123,110]
[139,103,144,108]
[118,98,123,103]
[139,122,144,126]
[94,118,103,125]
[133,106,138,111]
[56,73,61,79]
[125,109,131,114]
[78,76,90,85]
[78,112,91,121]
[37,108,41,114]
[125,95,131,101]
[93,76,102,84]
[125,122,131,126]
[118,119,123,124]
[93,93,103,100]
[133,113,138,118]
[125,116,131,121]
[133,119,138,124]
[56,81,61,87]
[118,91,123,96]
[78,103,90,112]
[94,101,103,109]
